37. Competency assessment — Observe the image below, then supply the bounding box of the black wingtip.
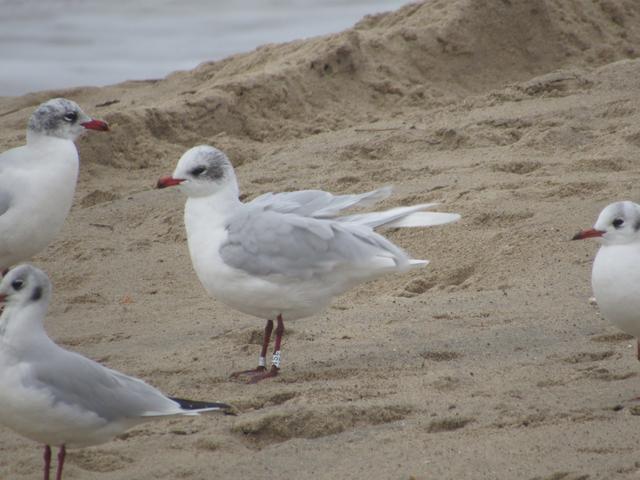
[170,397,237,415]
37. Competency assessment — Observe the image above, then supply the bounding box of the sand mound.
[2,0,640,170]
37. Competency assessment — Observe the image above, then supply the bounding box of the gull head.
[27,98,109,142]
[157,145,236,198]
[0,264,51,308]
[572,201,640,245]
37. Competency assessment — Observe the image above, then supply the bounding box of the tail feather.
[169,397,237,416]
[338,203,460,229]
[385,212,461,228]
[409,259,429,267]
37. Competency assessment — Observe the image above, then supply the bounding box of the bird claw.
[247,366,279,384]
[230,366,267,379]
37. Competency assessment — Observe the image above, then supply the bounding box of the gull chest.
[184,205,250,303]
[592,244,640,337]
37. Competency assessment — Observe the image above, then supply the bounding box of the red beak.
[0,294,6,303]
[572,228,605,240]
[157,176,185,189]
[81,119,109,131]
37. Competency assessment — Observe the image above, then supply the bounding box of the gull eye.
[63,112,78,123]
[11,279,24,291]
[613,218,624,229]
[190,166,206,176]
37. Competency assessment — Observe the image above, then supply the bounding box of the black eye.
[190,166,206,176]
[63,112,78,123]
[11,279,24,291]
[613,218,624,228]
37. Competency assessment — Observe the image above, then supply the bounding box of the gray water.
[0,0,409,96]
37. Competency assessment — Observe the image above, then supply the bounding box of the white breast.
[592,243,640,337]
[184,199,332,320]
[0,138,79,268]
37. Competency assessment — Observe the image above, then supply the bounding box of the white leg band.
[258,356,266,367]
[272,350,281,369]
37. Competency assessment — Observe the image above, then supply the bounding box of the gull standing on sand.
[573,201,640,359]
[157,145,460,382]
[0,264,235,480]
[0,98,108,271]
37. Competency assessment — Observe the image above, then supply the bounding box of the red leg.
[259,319,274,364]
[637,339,639,362]
[230,320,274,378]
[43,446,51,480]
[55,446,65,480]
[248,315,284,383]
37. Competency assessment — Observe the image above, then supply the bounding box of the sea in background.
[0,0,409,97]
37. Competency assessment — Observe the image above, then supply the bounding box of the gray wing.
[219,205,409,279]
[249,186,392,218]
[31,349,180,421]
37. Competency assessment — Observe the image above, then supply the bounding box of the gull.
[0,98,108,271]
[0,264,235,480]
[573,201,640,359]
[157,145,460,382]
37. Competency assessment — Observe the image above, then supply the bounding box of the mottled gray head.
[591,201,640,245]
[158,145,237,197]
[27,98,108,141]
[0,264,51,308]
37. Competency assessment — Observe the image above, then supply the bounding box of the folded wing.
[220,204,411,280]
[31,350,205,421]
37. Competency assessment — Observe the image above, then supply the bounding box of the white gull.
[158,145,460,382]
[0,264,235,480]
[574,201,640,359]
[0,98,108,271]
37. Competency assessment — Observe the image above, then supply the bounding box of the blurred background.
[0,0,409,96]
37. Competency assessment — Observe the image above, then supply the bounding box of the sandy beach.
[2,1,640,478]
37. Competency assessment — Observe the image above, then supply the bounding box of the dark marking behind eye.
[191,163,225,181]
[30,286,42,302]
[203,163,224,181]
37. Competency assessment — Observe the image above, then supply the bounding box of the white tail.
[385,212,461,228]
[409,259,429,267]
[339,203,460,229]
